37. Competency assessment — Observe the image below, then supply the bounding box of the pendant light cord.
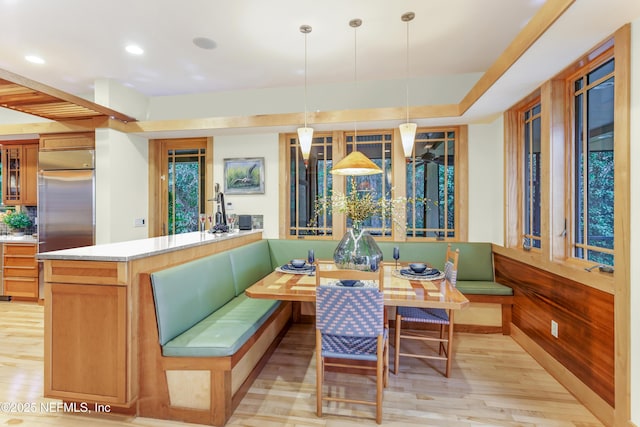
[405,16,410,124]
[350,18,362,150]
[304,29,308,128]
[354,21,358,141]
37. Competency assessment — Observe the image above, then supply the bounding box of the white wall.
[212,133,280,238]
[467,118,505,244]
[147,74,482,120]
[630,17,640,427]
[95,128,149,243]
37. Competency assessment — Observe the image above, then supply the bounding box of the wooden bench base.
[138,274,292,426]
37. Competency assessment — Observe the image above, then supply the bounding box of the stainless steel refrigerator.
[38,150,95,253]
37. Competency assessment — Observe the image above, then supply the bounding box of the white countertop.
[0,235,38,244]
[36,229,262,262]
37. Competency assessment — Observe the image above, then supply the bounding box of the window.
[281,127,465,241]
[148,137,212,237]
[571,58,614,266]
[346,131,393,237]
[523,103,542,249]
[406,130,457,239]
[288,133,333,237]
[167,147,206,235]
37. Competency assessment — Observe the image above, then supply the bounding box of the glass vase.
[333,224,383,271]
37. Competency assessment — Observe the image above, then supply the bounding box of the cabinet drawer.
[4,277,38,298]
[4,266,38,277]
[4,256,38,268]
[3,244,36,256]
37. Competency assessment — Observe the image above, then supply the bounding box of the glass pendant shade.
[297,127,314,163]
[330,151,382,176]
[399,122,417,157]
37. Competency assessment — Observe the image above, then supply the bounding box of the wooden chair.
[393,244,459,377]
[314,260,388,424]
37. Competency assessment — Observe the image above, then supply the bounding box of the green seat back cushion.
[378,242,494,281]
[266,239,338,268]
[454,243,494,281]
[162,295,280,357]
[377,242,448,268]
[229,240,273,295]
[151,252,235,345]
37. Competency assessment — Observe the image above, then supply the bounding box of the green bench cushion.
[151,252,236,346]
[229,240,273,295]
[456,280,513,296]
[162,295,281,357]
[266,239,338,268]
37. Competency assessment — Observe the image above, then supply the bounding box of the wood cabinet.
[39,132,95,151]
[3,243,38,300]
[2,143,38,206]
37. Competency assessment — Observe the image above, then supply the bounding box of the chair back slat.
[444,244,460,286]
[315,260,384,291]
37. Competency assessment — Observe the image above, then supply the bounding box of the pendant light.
[330,18,382,177]
[399,12,417,158]
[297,24,313,166]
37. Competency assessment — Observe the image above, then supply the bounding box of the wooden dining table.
[245,261,470,310]
[246,261,469,375]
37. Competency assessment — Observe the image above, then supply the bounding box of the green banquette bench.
[138,240,292,427]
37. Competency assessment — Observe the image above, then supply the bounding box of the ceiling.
[0,0,639,131]
[0,0,543,97]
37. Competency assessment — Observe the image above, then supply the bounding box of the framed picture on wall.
[224,157,265,194]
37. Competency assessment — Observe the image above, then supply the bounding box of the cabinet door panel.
[1,143,38,206]
[23,145,38,205]
[46,283,127,403]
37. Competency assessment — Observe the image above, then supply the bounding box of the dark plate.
[281,264,314,272]
[399,268,440,277]
[339,280,363,287]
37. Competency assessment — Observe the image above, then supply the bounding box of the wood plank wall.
[493,253,614,406]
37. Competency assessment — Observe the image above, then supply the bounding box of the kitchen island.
[38,230,262,410]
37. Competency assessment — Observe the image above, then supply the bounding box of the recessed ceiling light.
[25,55,45,64]
[125,45,144,55]
[193,37,217,50]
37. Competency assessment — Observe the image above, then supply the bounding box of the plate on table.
[277,263,315,274]
[400,267,439,277]
[338,280,363,287]
[393,268,444,280]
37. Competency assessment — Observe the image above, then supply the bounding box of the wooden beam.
[459,0,575,114]
[0,68,136,123]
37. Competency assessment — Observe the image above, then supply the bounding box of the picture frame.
[224,157,265,195]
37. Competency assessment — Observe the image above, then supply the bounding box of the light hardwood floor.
[0,302,603,426]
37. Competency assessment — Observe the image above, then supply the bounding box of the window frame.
[565,50,615,267]
[280,126,468,242]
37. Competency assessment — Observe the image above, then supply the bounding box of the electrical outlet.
[551,320,558,338]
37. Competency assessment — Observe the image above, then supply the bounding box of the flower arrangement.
[312,177,427,233]
[2,210,33,231]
